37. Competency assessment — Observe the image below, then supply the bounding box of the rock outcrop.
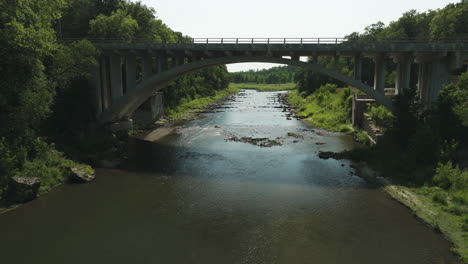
[69,167,95,183]
[3,177,41,203]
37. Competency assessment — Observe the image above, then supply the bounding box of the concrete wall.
[131,92,164,125]
[352,95,384,144]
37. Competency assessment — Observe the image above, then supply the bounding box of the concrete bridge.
[86,38,468,124]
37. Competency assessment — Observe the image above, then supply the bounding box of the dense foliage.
[230,66,296,84]
[0,0,230,193]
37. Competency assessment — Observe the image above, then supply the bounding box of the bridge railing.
[60,37,468,45]
[189,38,347,44]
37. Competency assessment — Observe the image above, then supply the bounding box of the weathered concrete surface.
[89,40,468,123]
[98,57,394,124]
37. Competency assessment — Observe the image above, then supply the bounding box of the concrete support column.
[99,56,110,110]
[394,53,412,95]
[158,55,168,72]
[143,56,153,80]
[373,53,386,94]
[291,55,299,61]
[91,61,102,116]
[354,54,363,81]
[418,62,431,104]
[352,95,366,127]
[175,56,184,66]
[312,54,318,64]
[110,55,123,102]
[125,56,137,93]
[334,55,340,71]
[417,55,451,106]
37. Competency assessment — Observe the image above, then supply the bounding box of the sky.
[142,0,458,72]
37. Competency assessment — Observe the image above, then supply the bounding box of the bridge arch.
[98,56,394,124]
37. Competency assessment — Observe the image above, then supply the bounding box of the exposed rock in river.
[3,177,41,203]
[226,136,282,147]
[318,151,349,160]
[69,167,95,183]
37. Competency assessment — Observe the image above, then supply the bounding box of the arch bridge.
[85,38,468,124]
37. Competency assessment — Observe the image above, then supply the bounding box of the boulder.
[69,167,95,183]
[3,177,41,203]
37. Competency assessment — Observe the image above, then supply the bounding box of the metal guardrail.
[59,37,468,45]
[190,38,347,44]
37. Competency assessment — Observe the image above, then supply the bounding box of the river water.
[0,90,458,263]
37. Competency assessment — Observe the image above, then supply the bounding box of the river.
[0,89,458,263]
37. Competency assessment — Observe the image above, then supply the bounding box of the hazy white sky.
[142,0,458,72]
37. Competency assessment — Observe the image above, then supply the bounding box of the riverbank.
[0,152,95,215]
[287,87,371,144]
[229,82,295,91]
[134,86,241,141]
[287,86,467,262]
[352,162,468,263]
[319,149,467,262]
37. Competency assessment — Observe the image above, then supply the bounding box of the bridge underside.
[89,42,468,124]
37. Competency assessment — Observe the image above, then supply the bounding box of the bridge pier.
[417,55,452,105]
[334,54,340,71]
[394,53,412,95]
[143,56,153,80]
[91,61,102,116]
[125,56,137,93]
[100,57,111,110]
[354,54,363,81]
[158,55,168,72]
[373,53,386,94]
[110,55,123,101]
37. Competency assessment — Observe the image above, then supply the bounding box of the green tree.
[0,0,65,138]
[430,2,468,40]
[89,9,139,40]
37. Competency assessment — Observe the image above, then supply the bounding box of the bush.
[318,83,338,94]
[446,204,467,216]
[355,130,371,145]
[0,138,16,189]
[462,218,468,232]
[433,161,468,190]
[368,105,394,128]
[17,159,63,192]
[453,191,468,205]
[432,191,448,205]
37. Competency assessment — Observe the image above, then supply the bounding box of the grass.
[229,82,296,91]
[287,87,352,131]
[408,186,468,262]
[165,86,241,119]
[15,147,94,193]
[348,145,468,262]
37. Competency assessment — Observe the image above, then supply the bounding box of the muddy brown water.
[0,90,458,263]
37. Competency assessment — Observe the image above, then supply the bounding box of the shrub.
[355,130,371,145]
[453,191,468,205]
[432,191,448,205]
[433,161,468,191]
[318,83,338,94]
[0,138,16,189]
[462,218,468,232]
[368,105,394,128]
[447,204,467,216]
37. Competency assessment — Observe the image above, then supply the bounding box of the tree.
[0,0,66,138]
[89,9,139,40]
[430,2,468,40]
